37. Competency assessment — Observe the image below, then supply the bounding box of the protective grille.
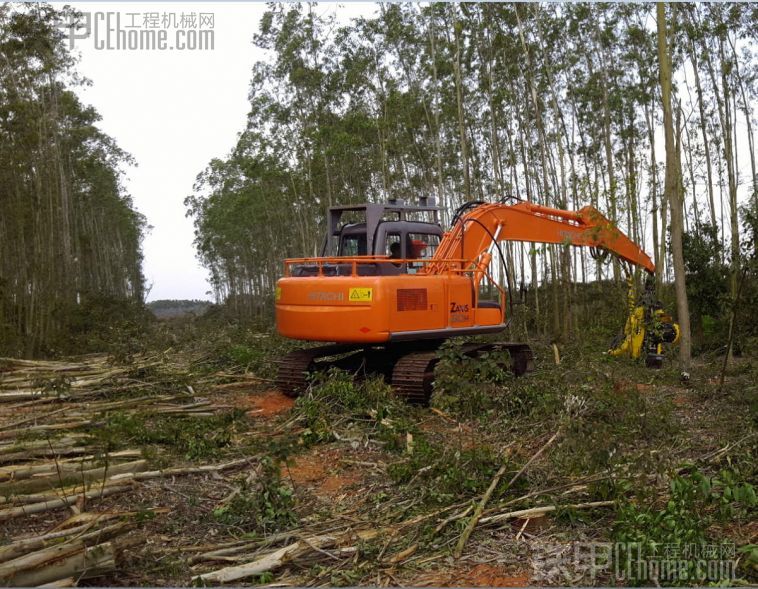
[397,288,428,311]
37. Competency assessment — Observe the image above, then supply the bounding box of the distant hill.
[147,299,212,320]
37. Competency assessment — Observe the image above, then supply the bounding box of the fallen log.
[4,458,250,511]
[0,392,45,403]
[479,500,615,525]
[1,459,147,495]
[0,357,104,371]
[194,529,380,584]
[0,421,92,442]
[0,446,90,465]
[38,577,75,587]
[453,464,507,558]
[0,526,94,565]
[4,541,116,586]
[0,517,127,564]
[0,450,142,482]
[109,458,250,483]
[0,484,132,522]
[0,522,129,570]
[188,542,260,564]
[0,408,71,431]
[0,436,87,454]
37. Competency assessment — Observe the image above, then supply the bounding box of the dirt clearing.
[0,340,755,587]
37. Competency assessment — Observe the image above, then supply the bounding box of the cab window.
[385,233,402,258]
[340,234,366,256]
[407,233,440,272]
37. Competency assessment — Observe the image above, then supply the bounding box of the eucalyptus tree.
[657,2,692,372]
[0,3,145,356]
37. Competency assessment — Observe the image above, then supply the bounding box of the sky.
[68,2,376,302]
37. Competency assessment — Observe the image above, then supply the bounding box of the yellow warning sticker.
[348,287,373,302]
[275,287,282,301]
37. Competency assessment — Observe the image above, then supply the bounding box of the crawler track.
[275,344,357,398]
[275,341,535,404]
[390,351,439,404]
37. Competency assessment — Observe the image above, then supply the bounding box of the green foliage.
[432,340,511,419]
[682,225,730,349]
[220,337,295,378]
[613,469,757,585]
[738,202,758,341]
[294,369,412,446]
[741,199,758,261]
[194,327,297,379]
[527,280,637,342]
[95,410,246,460]
[134,509,157,524]
[213,457,297,534]
[226,344,260,369]
[553,379,675,475]
[388,436,516,504]
[433,340,560,422]
[64,294,154,361]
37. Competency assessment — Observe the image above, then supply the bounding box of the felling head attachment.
[608,275,680,368]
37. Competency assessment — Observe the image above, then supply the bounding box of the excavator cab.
[336,225,368,256]
[326,198,443,275]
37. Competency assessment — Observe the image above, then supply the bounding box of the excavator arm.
[428,201,655,274]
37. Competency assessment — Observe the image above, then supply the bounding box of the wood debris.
[0,353,251,586]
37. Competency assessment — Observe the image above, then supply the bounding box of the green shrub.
[433,340,562,424]
[95,409,246,459]
[213,457,296,533]
[432,340,511,419]
[553,379,675,475]
[222,338,291,377]
[613,469,757,585]
[388,436,517,504]
[294,369,412,446]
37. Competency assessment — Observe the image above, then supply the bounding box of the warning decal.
[348,287,373,302]
[275,287,282,301]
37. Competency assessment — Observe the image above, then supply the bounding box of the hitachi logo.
[307,291,344,302]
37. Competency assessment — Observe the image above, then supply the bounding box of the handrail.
[283,255,471,264]
[283,256,475,277]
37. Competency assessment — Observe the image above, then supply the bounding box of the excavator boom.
[429,201,655,274]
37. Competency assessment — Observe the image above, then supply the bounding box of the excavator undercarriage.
[275,340,535,404]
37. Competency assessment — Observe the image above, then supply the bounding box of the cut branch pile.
[0,353,256,586]
[0,512,143,586]
[190,498,615,584]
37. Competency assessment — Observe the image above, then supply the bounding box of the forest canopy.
[0,4,147,357]
[187,3,757,340]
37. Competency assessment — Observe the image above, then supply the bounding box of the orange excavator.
[275,197,677,402]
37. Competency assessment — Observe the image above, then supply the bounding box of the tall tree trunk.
[687,33,718,229]
[450,5,471,198]
[428,11,447,223]
[657,2,691,372]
